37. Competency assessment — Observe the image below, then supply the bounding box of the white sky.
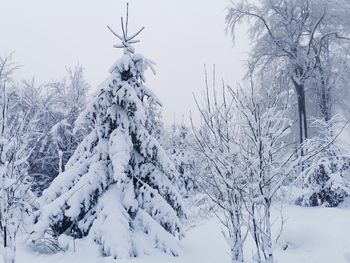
[0,0,249,124]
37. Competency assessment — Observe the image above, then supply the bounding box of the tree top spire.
[107,3,145,54]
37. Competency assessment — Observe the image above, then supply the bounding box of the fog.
[0,0,249,124]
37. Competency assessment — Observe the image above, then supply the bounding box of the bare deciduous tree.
[193,68,299,262]
[0,55,36,263]
[192,69,245,262]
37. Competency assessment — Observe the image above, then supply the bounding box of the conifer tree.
[166,124,197,197]
[145,98,164,141]
[32,5,184,259]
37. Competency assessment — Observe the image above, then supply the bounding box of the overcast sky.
[0,0,249,124]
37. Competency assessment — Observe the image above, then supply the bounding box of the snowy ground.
[7,204,350,263]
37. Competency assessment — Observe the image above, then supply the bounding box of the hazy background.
[0,0,249,124]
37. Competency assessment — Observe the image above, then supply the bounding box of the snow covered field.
[8,204,350,263]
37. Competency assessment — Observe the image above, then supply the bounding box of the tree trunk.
[228,190,244,262]
[230,209,244,262]
[251,203,262,263]
[292,75,308,155]
[314,45,331,122]
[3,225,7,248]
[301,88,308,140]
[263,201,274,263]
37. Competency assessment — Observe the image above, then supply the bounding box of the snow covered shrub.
[31,7,185,259]
[296,117,350,207]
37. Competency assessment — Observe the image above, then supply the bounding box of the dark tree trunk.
[4,225,7,248]
[313,45,331,122]
[292,75,308,156]
[301,88,308,140]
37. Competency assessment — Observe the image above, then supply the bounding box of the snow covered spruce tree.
[31,6,184,259]
[145,98,164,141]
[166,124,198,197]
